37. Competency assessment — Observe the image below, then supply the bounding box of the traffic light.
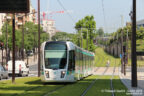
[0,42,4,50]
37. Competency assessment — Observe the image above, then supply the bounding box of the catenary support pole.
[22,17,24,61]
[38,0,41,77]
[131,0,137,87]
[6,20,8,63]
[12,13,16,83]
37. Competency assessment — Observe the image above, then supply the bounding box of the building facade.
[0,13,6,35]
[137,19,144,28]
[0,1,36,30]
[42,19,56,40]
[15,2,36,29]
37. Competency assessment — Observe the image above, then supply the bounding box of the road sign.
[0,0,29,13]
[120,54,122,59]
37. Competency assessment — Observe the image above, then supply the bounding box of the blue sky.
[31,0,144,33]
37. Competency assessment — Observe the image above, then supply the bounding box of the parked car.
[0,64,9,80]
[26,50,34,56]
[7,60,29,77]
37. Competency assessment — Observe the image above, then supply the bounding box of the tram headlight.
[45,71,49,74]
[61,71,66,78]
[45,71,49,78]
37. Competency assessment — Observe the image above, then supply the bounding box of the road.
[0,61,38,81]
[29,63,38,77]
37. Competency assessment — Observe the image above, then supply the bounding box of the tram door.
[68,50,75,74]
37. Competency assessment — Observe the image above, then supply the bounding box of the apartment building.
[42,19,56,39]
[15,3,36,29]
[0,1,36,30]
[0,13,6,35]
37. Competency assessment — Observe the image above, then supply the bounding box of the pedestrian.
[106,59,110,67]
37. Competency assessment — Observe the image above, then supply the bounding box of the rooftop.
[137,19,144,25]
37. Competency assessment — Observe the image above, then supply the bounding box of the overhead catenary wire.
[56,0,76,23]
[101,0,107,33]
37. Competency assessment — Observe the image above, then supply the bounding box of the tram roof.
[45,41,95,56]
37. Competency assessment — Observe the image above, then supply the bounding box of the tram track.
[11,83,67,96]
[11,86,42,96]
[43,84,67,96]
[110,61,117,96]
[80,65,110,96]
[81,59,118,96]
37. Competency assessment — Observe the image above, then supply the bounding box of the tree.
[137,26,144,39]
[23,22,49,51]
[75,15,96,52]
[97,28,104,37]
[0,21,49,60]
[52,32,75,41]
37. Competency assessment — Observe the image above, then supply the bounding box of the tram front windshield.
[44,43,67,69]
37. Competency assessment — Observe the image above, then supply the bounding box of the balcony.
[6,16,11,20]
[17,22,23,25]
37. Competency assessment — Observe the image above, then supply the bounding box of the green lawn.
[0,76,130,96]
[49,76,130,96]
[95,47,144,67]
[113,76,131,96]
[85,76,131,96]
[0,77,64,96]
[95,47,121,67]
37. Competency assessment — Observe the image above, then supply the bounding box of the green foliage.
[137,26,144,39]
[75,15,96,52]
[0,22,49,51]
[0,22,13,49]
[106,26,132,46]
[97,28,104,37]
[52,32,74,42]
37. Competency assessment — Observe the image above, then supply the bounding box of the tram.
[40,41,95,82]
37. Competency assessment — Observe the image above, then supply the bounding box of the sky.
[31,0,144,33]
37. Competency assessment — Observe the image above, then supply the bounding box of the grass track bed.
[49,76,98,96]
[49,76,130,96]
[85,76,131,96]
[0,76,130,96]
[0,77,64,96]
[95,47,120,67]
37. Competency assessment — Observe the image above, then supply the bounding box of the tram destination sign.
[0,0,29,13]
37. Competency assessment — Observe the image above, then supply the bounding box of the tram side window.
[68,50,75,71]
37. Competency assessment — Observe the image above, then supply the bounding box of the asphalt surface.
[0,62,38,81]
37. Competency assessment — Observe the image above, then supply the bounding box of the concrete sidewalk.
[119,70,144,96]
[93,67,119,75]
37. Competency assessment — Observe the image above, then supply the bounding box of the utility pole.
[121,15,124,74]
[123,45,126,75]
[126,29,129,65]
[81,28,83,48]
[1,43,4,66]
[5,18,8,63]
[22,17,24,61]
[12,14,16,83]
[87,29,88,50]
[121,29,123,73]
[117,32,119,57]
[34,32,36,61]
[38,0,41,77]
[131,0,137,87]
